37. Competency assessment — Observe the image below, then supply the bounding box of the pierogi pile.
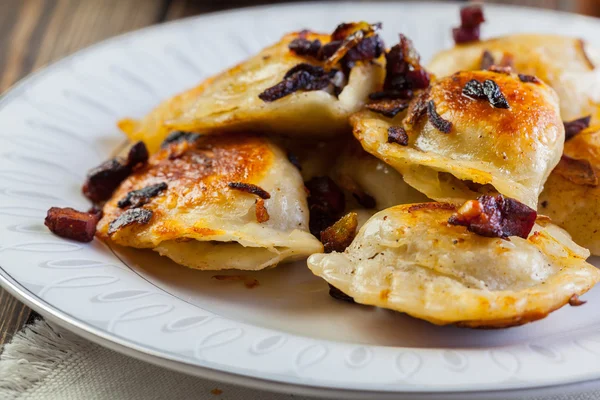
[45,6,600,328]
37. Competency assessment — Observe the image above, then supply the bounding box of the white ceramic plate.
[3,2,600,399]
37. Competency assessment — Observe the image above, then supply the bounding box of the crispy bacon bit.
[288,37,322,58]
[87,205,103,220]
[569,294,587,306]
[564,115,591,141]
[82,159,130,203]
[82,141,149,203]
[287,151,302,171]
[387,126,409,146]
[228,182,271,199]
[554,155,598,187]
[577,39,595,70]
[118,182,168,209]
[126,141,149,169]
[383,34,430,92]
[448,194,537,239]
[427,100,452,133]
[212,275,260,289]
[366,99,409,118]
[453,5,485,44]
[320,212,358,253]
[161,131,201,148]
[518,74,541,84]
[108,208,153,235]
[480,50,494,70]
[328,284,355,303]
[406,90,429,125]
[462,79,510,109]
[258,63,340,102]
[45,207,100,242]
[255,198,270,223]
[324,22,384,71]
[305,176,346,236]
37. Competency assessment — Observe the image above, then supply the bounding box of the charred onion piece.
[126,141,149,169]
[45,207,100,243]
[306,176,346,236]
[118,182,168,209]
[258,63,339,102]
[427,100,452,133]
[228,182,271,199]
[564,115,591,141]
[108,208,153,235]
[452,5,485,44]
[324,22,383,71]
[387,126,409,146]
[448,194,537,239]
[320,212,358,253]
[328,284,355,303]
[288,37,322,58]
[366,98,409,118]
[406,90,429,125]
[554,155,598,187]
[462,79,510,109]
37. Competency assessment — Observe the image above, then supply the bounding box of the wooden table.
[0,0,598,349]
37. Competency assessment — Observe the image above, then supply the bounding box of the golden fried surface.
[428,34,600,122]
[539,126,600,255]
[97,134,322,270]
[307,203,600,328]
[352,70,563,208]
[119,31,385,153]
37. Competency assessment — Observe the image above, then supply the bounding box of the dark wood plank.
[0,0,169,350]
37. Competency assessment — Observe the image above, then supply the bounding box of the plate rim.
[2,1,600,398]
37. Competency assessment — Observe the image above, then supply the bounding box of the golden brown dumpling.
[428,34,600,122]
[119,31,385,153]
[539,126,600,255]
[97,134,322,270]
[352,70,564,209]
[307,203,600,328]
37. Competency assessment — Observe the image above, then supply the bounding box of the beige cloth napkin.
[0,319,599,400]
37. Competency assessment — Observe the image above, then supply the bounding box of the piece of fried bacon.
[448,194,537,239]
[554,155,598,187]
[453,4,485,44]
[564,115,591,141]
[45,207,101,242]
[82,141,149,203]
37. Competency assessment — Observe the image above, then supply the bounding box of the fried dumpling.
[96,133,323,270]
[119,26,385,153]
[331,139,429,211]
[539,126,600,255]
[307,202,600,328]
[352,70,564,209]
[428,34,600,122]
